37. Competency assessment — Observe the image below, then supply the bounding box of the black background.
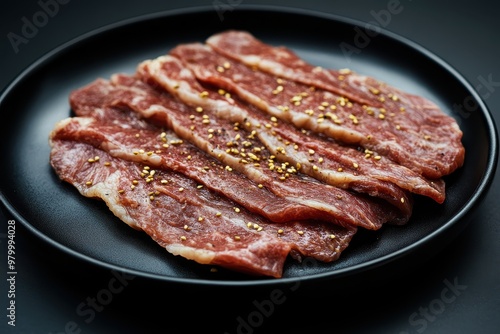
[1,1,499,333]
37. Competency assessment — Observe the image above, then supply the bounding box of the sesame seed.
[248,153,259,161]
[180,236,187,241]
[272,85,284,94]
[349,114,359,124]
[234,236,241,241]
[337,97,348,106]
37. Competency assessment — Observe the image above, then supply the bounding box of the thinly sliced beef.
[207,30,381,107]
[55,108,366,225]
[48,30,465,278]
[172,40,464,179]
[137,54,444,204]
[69,77,402,229]
[135,60,414,223]
[49,139,356,277]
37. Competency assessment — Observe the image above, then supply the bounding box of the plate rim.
[0,5,498,287]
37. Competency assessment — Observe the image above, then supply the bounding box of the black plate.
[0,6,497,287]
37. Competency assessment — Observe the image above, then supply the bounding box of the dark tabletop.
[1,1,499,333]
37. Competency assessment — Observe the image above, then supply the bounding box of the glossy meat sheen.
[182,34,465,179]
[49,137,356,277]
